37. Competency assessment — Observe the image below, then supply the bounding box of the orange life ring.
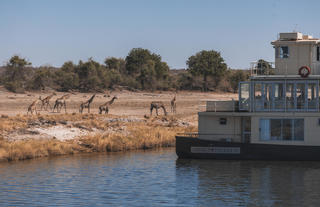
[298,66,311,78]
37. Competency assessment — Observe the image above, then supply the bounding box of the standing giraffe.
[79,94,96,114]
[27,97,42,115]
[53,94,70,113]
[150,101,167,116]
[40,93,56,111]
[170,95,176,114]
[98,96,118,114]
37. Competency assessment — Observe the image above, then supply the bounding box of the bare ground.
[0,88,238,161]
[0,87,237,125]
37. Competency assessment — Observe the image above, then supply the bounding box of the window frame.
[259,118,304,141]
[279,46,289,58]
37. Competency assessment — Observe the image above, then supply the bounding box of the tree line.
[0,48,254,93]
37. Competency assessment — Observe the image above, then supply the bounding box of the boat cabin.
[199,32,320,146]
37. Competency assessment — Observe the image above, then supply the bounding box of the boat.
[176,32,320,160]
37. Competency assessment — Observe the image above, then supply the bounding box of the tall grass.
[0,114,196,162]
[0,139,85,162]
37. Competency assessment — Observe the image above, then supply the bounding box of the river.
[0,148,320,206]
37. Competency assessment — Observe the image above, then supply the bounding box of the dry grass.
[0,114,196,162]
[0,139,86,162]
[80,122,194,152]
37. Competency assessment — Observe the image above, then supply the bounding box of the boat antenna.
[293,24,298,32]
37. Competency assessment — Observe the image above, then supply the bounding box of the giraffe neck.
[109,97,116,105]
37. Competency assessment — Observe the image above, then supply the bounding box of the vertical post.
[316,80,319,112]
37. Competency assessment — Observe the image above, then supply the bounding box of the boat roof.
[250,75,320,80]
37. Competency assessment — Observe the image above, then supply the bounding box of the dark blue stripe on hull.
[176,136,320,161]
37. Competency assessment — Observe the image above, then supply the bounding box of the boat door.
[241,117,251,143]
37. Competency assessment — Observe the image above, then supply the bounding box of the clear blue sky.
[1,0,320,69]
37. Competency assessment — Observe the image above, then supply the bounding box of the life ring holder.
[298,66,311,78]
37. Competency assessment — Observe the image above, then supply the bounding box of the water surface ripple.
[1,148,320,206]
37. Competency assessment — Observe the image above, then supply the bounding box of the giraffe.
[53,94,70,113]
[79,94,96,114]
[170,95,176,114]
[98,96,117,114]
[40,93,56,111]
[150,101,167,116]
[27,96,42,115]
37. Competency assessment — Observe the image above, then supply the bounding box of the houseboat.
[176,32,320,160]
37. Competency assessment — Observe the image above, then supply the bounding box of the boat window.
[274,83,284,109]
[282,119,292,140]
[219,118,227,125]
[270,119,282,140]
[259,119,270,140]
[280,46,289,58]
[317,46,320,61]
[296,83,305,109]
[294,119,304,140]
[286,83,295,110]
[239,82,250,111]
[263,83,272,110]
[254,83,263,110]
[259,119,304,141]
[307,83,317,110]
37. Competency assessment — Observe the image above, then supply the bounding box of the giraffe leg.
[48,103,52,111]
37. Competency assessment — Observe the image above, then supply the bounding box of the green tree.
[55,61,79,91]
[256,59,274,75]
[75,58,103,91]
[125,48,170,89]
[4,55,32,92]
[105,57,126,73]
[187,50,227,91]
[228,70,249,93]
[125,48,153,75]
[30,67,53,90]
[138,60,156,89]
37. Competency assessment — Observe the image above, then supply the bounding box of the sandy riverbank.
[0,89,237,162]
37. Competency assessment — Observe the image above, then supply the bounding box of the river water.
[1,148,320,206]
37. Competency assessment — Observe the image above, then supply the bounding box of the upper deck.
[205,32,320,113]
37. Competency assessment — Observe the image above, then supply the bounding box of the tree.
[75,58,102,91]
[255,59,274,75]
[4,55,32,92]
[125,48,153,75]
[228,70,249,93]
[187,50,227,91]
[55,62,79,91]
[30,67,53,90]
[125,48,170,89]
[138,60,156,89]
[105,57,126,73]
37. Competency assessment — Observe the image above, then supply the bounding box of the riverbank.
[0,114,195,162]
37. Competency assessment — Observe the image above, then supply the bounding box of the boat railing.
[250,61,275,76]
[206,100,239,112]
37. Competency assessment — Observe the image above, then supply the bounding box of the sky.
[1,0,320,69]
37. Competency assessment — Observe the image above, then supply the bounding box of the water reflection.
[0,149,320,206]
[175,159,320,206]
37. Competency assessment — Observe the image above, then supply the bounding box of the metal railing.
[206,100,239,112]
[250,61,275,76]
